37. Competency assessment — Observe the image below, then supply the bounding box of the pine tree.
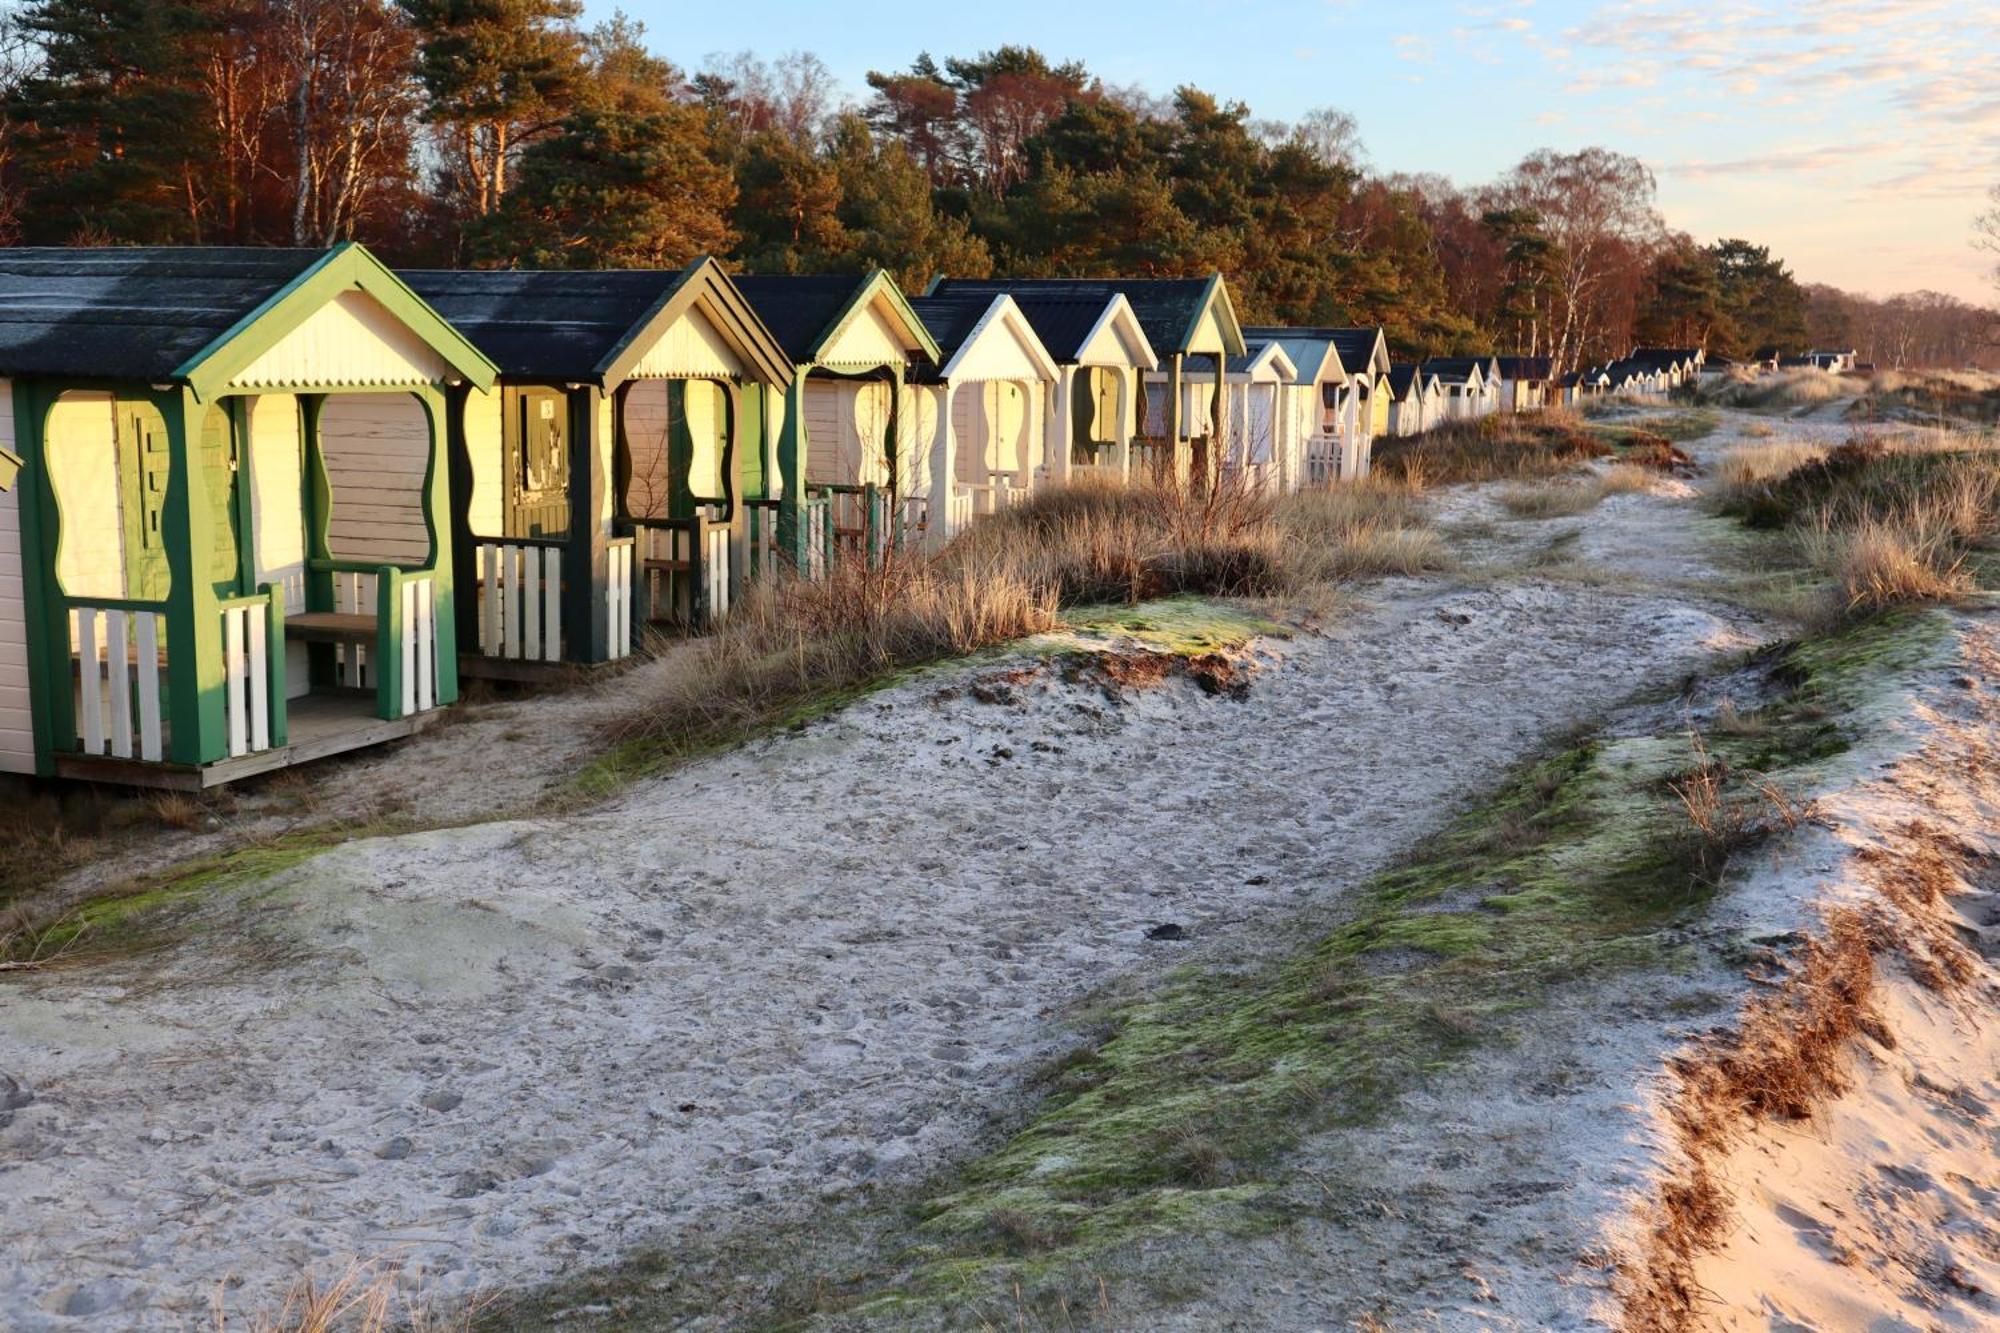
[470,101,735,268]
[399,0,582,219]
[8,0,222,243]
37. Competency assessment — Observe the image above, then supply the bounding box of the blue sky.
[584,0,2000,300]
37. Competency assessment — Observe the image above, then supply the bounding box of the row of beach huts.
[0,245,1705,788]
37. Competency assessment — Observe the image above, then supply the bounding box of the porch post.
[1209,352,1226,490]
[443,383,479,661]
[776,374,807,566]
[1165,352,1185,484]
[15,384,62,774]
[419,385,459,706]
[928,380,957,550]
[1113,368,1133,486]
[1048,364,1080,488]
[163,388,226,765]
[564,383,611,663]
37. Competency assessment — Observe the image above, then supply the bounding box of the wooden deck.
[54,691,437,790]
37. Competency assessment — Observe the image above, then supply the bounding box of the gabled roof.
[1386,363,1436,399]
[1238,329,1349,385]
[0,244,497,395]
[905,294,1058,384]
[928,276,1245,358]
[731,271,939,369]
[1494,355,1553,380]
[1004,293,1158,369]
[402,257,792,389]
[1244,325,1390,378]
[1630,346,1700,366]
[1421,356,1489,385]
[1222,340,1298,380]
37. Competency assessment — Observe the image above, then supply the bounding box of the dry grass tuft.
[601,474,1442,760]
[214,1260,487,1332]
[1698,367,1852,412]
[1801,506,1977,613]
[1373,410,1612,486]
[1666,732,1809,891]
[1712,440,1827,500]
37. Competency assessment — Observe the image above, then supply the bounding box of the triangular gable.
[226,288,455,390]
[598,258,794,390]
[1074,295,1158,371]
[179,242,497,400]
[939,297,1058,384]
[815,272,941,370]
[627,303,747,379]
[1226,344,1297,384]
[1182,275,1247,358]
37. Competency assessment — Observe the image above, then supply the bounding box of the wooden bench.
[283,611,375,645]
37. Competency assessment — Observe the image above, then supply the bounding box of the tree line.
[1,0,1992,370]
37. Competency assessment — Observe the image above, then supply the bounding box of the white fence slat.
[106,610,132,759]
[249,607,269,753]
[522,548,540,660]
[77,609,104,756]
[136,613,162,762]
[224,606,248,758]
[542,548,561,662]
[481,543,499,654]
[502,544,522,659]
[400,581,417,717]
[416,578,434,713]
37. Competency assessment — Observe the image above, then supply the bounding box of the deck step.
[284,611,375,644]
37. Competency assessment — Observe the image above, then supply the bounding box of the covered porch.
[2,244,494,788]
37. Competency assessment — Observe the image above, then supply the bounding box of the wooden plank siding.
[320,393,433,567]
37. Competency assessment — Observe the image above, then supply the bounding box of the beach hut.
[1328,329,1393,472]
[1422,357,1495,420]
[1236,328,1351,487]
[402,261,794,677]
[1385,364,1443,436]
[902,294,1061,546]
[1494,356,1553,412]
[928,276,1246,483]
[1208,339,1303,494]
[732,273,940,571]
[1002,293,1158,490]
[0,245,495,786]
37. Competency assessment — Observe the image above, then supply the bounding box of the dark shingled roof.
[929,277,1220,357]
[904,294,997,361]
[1005,295,1123,363]
[1244,326,1383,375]
[0,246,325,381]
[1421,356,1488,381]
[730,274,871,364]
[400,268,693,380]
[1630,346,1699,366]
[1495,355,1553,380]
[1387,363,1424,397]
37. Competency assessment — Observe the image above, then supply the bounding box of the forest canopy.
[0,0,1991,369]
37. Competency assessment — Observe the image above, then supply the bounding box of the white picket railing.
[703,520,731,622]
[220,598,273,758]
[802,499,831,581]
[606,537,634,661]
[72,606,165,762]
[398,573,438,717]
[477,541,562,663]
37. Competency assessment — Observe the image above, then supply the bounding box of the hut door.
[506,387,569,538]
[115,398,172,602]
